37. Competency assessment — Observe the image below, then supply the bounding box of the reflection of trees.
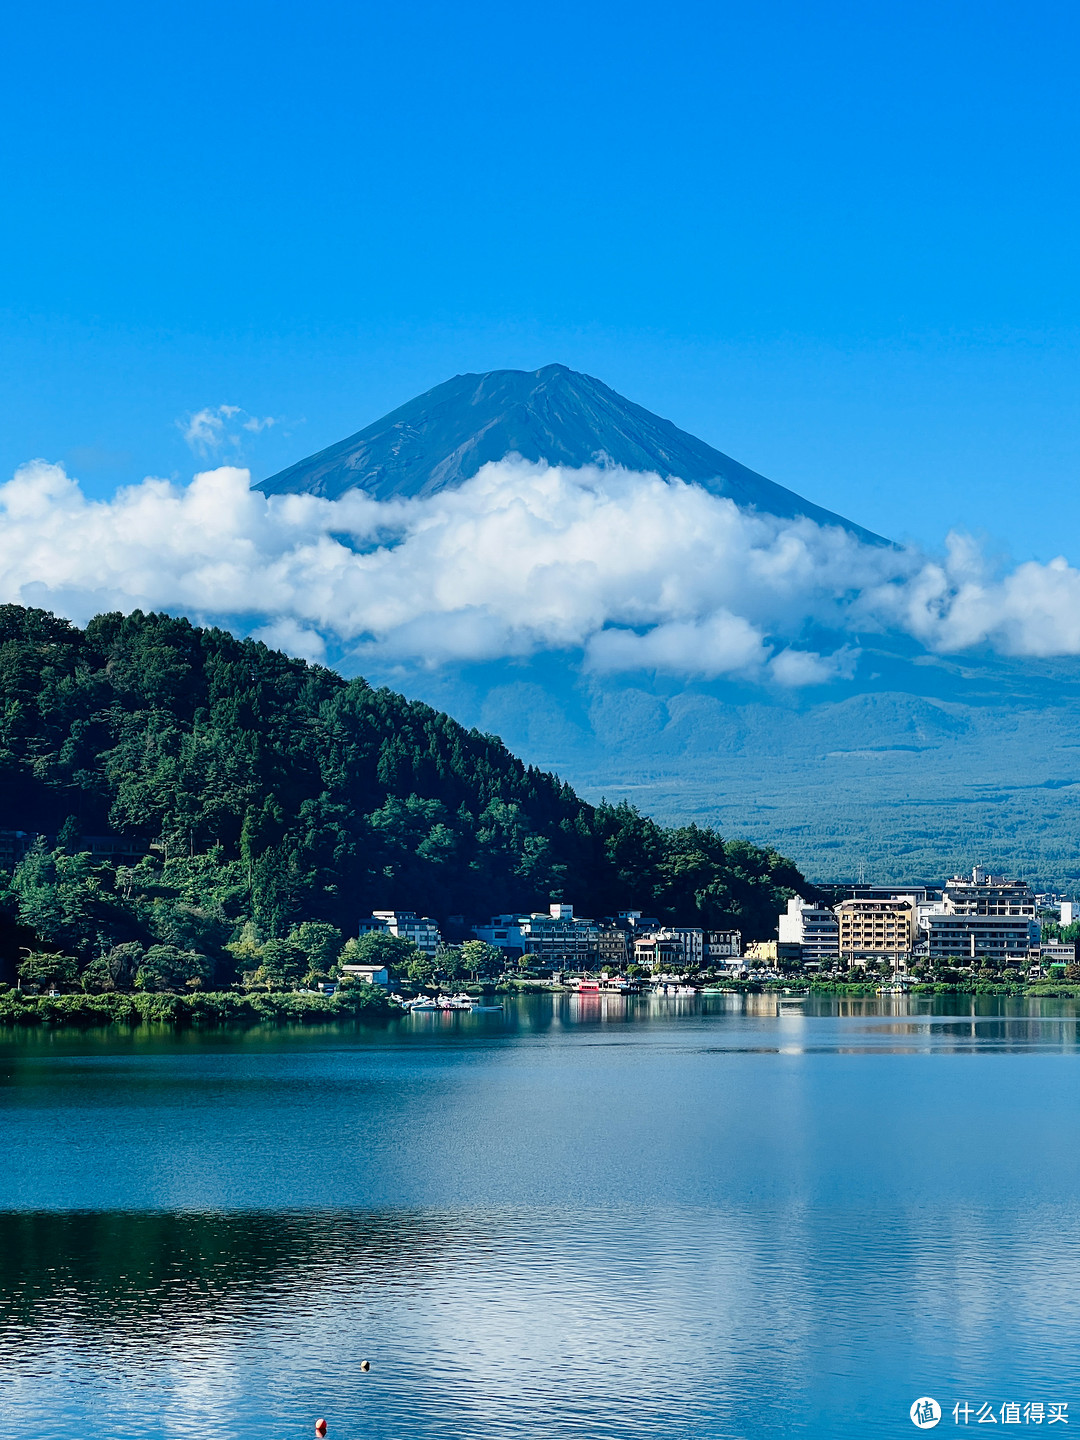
[0,1210,441,1332]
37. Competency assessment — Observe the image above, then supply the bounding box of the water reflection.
[5,997,1080,1438]
[3,1205,1080,1440]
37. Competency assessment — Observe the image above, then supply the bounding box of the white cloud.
[0,454,1078,682]
[585,614,769,679]
[179,405,279,455]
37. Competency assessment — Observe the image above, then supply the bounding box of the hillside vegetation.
[0,605,809,986]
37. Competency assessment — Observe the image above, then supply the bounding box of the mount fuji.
[254,363,885,545]
[251,366,1080,891]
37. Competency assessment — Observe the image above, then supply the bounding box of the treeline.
[0,605,811,984]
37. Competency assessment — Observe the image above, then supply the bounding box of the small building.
[670,927,705,968]
[705,930,742,963]
[1037,941,1075,966]
[0,830,36,870]
[340,964,389,988]
[633,930,686,971]
[596,925,629,968]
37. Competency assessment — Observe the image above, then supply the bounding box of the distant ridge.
[254,364,886,544]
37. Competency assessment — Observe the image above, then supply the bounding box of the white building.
[359,910,441,959]
[671,927,704,968]
[705,930,742,964]
[340,963,390,987]
[778,895,839,966]
[632,930,686,971]
[1039,942,1075,966]
[943,869,1036,917]
[473,904,601,968]
[919,869,1039,964]
[922,912,1039,963]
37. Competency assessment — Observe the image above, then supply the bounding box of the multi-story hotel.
[835,896,917,968]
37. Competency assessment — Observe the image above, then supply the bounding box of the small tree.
[337,930,421,975]
[135,945,212,993]
[405,953,437,988]
[82,942,144,992]
[18,949,78,991]
[252,937,306,991]
[460,939,504,979]
[291,920,343,982]
[436,946,467,983]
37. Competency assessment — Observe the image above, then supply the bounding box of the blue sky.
[3,0,1079,559]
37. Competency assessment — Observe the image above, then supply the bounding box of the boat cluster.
[394,992,501,1012]
[568,977,697,996]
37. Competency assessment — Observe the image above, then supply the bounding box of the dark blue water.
[2,993,1080,1439]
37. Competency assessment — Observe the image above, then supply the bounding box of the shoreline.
[5,980,1080,1030]
[0,988,393,1030]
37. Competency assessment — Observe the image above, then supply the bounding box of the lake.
[3,991,1080,1439]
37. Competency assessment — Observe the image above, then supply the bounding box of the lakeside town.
[338,867,1080,1004]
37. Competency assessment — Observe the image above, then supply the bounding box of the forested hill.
[0,605,809,957]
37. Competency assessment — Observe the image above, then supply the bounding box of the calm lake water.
[3,992,1080,1439]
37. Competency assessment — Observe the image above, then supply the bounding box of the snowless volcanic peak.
[254,364,884,542]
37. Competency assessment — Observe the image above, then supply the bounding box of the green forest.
[0,604,810,991]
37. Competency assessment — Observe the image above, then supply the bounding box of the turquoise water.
[2,992,1080,1438]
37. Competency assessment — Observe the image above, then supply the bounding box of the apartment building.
[359,910,442,958]
[633,930,687,970]
[473,903,601,968]
[943,869,1036,917]
[778,895,839,966]
[922,912,1039,964]
[705,930,742,963]
[835,897,917,968]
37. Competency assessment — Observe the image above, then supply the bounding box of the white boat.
[407,992,494,1012]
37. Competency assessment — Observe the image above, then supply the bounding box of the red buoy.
[315,1421,328,1436]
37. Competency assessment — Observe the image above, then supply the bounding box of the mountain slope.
[381,639,1080,891]
[254,364,885,543]
[0,605,810,960]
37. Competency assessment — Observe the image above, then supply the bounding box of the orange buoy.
[315,1421,328,1436]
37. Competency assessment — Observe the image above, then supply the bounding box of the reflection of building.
[778,896,839,966]
[360,911,441,958]
[836,897,917,968]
